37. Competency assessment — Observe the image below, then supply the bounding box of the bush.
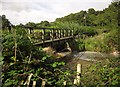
[85,35,111,53]
[104,28,119,52]
[80,56,120,86]
[77,39,85,51]
[2,27,71,86]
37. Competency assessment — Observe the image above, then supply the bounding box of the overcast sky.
[1,0,112,25]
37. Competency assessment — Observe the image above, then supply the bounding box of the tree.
[40,21,50,27]
[25,22,36,27]
[74,11,87,25]
[36,21,50,28]
[88,8,95,14]
[1,15,11,31]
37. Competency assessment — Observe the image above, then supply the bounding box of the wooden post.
[27,73,33,87]
[42,28,45,43]
[41,80,46,87]
[29,27,33,34]
[64,30,66,37]
[32,81,36,87]
[58,29,60,39]
[60,29,62,38]
[65,29,67,37]
[63,81,67,86]
[28,28,31,34]
[68,29,70,37]
[56,29,58,39]
[74,64,81,85]
[77,64,81,83]
[53,29,55,40]
[57,29,59,39]
[50,29,53,41]
[40,32,42,41]
[24,73,33,87]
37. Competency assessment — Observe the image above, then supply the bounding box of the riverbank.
[60,51,119,73]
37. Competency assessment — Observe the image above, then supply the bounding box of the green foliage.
[80,57,120,86]
[104,28,119,51]
[76,39,85,51]
[51,62,65,68]
[2,28,32,62]
[54,2,119,26]
[1,15,10,30]
[85,35,110,52]
[88,8,96,14]
[2,27,72,87]
[51,21,80,30]
[25,22,36,27]
[0,53,4,65]
[2,1,119,86]
[83,26,118,53]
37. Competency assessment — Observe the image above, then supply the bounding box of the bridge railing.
[24,27,75,44]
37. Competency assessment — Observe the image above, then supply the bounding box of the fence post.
[41,80,46,87]
[74,64,82,85]
[63,81,67,86]
[32,81,36,87]
[24,73,33,87]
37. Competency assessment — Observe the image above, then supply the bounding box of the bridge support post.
[50,29,53,41]
[42,28,45,44]
[28,27,33,34]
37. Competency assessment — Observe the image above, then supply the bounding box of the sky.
[1,0,112,25]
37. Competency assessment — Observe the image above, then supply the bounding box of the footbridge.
[24,26,80,51]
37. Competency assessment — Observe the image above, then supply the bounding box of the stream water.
[73,51,109,61]
[62,51,117,61]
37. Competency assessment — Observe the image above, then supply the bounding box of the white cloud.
[1,0,112,25]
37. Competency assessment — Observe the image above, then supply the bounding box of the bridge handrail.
[12,26,80,45]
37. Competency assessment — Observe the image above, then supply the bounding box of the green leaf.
[52,62,58,68]
[8,70,17,76]
[41,56,47,62]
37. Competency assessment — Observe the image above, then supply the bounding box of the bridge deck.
[34,36,74,45]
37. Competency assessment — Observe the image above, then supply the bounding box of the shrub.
[80,56,120,86]
[2,27,71,86]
